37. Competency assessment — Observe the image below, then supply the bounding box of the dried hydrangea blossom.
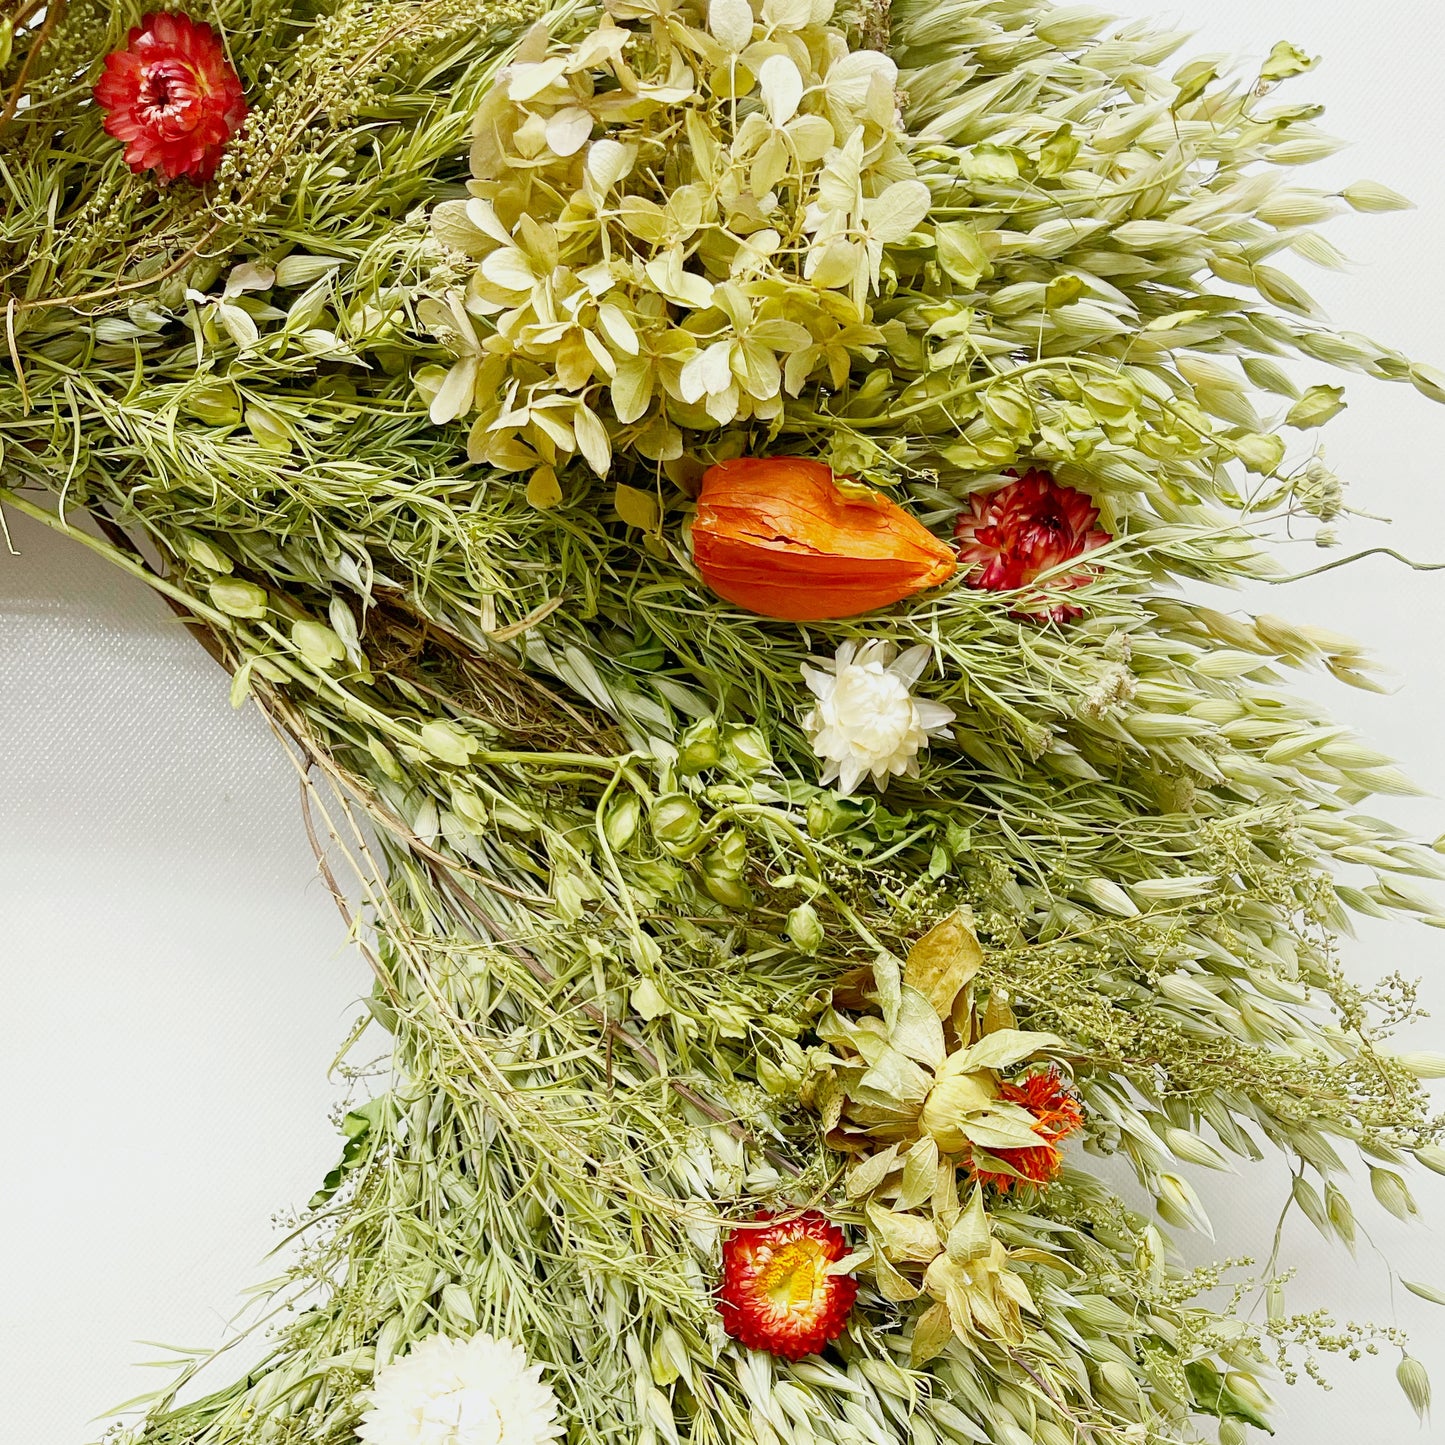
[419,0,925,499]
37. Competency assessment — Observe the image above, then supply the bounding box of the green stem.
[791,355,1131,429]
[0,486,236,628]
[1268,546,1445,583]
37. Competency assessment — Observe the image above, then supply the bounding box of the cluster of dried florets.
[419,0,923,498]
[801,910,1084,1358]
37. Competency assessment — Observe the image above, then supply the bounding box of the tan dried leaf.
[909,1300,954,1368]
[867,1200,943,1265]
[905,908,985,1019]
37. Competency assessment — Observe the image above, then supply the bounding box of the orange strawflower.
[971,1068,1084,1192]
[717,1212,858,1359]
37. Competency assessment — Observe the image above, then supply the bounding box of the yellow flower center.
[758,1237,828,1313]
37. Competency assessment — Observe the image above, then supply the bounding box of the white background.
[5,2,1445,1440]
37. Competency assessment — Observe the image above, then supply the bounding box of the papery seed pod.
[603,793,642,851]
[1415,1144,1445,1176]
[450,787,489,833]
[1398,1355,1432,1422]
[490,798,537,833]
[418,719,478,766]
[291,619,347,669]
[786,902,824,954]
[701,864,750,910]
[632,849,682,895]
[1257,191,1340,227]
[182,532,235,571]
[1068,1294,1135,1333]
[992,1418,1033,1445]
[650,794,703,851]
[1324,1182,1356,1248]
[210,578,270,618]
[805,792,870,839]
[1158,973,1222,1009]
[1342,180,1415,213]
[1134,1223,1166,1286]
[756,1052,803,1098]
[723,723,772,774]
[858,1356,914,1401]
[1123,1127,1173,1183]
[1084,877,1141,917]
[676,718,722,775]
[1157,1172,1213,1237]
[1370,1166,1418,1220]
[994,1383,1034,1430]
[367,735,403,782]
[441,808,481,860]
[1131,875,1217,901]
[693,457,956,621]
[711,829,748,877]
[1388,1051,1445,1079]
[1292,1175,1331,1237]
[1193,651,1265,680]
[1225,1372,1273,1416]
[1100,1360,1143,1403]
[1163,1126,1232,1172]
[920,1065,999,1153]
[909,1412,942,1445]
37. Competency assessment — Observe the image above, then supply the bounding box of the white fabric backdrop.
[5,2,1445,1440]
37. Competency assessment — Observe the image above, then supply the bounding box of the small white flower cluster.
[802,639,954,794]
[358,1332,563,1445]
[1296,454,1344,521]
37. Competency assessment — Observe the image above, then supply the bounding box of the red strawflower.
[94,12,247,184]
[717,1211,858,1360]
[953,467,1110,622]
[971,1068,1085,1193]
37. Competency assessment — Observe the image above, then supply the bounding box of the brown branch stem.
[0,0,66,135]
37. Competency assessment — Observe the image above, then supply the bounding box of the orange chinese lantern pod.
[692,457,957,621]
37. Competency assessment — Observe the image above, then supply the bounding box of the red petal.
[953,468,1111,619]
[971,1070,1085,1192]
[93,11,246,185]
[717,1212,857,1360]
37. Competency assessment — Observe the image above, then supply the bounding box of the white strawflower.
[802,640,954,795]
[358,1332,563,1445]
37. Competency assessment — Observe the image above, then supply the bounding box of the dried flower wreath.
[3,1,1445,1442]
